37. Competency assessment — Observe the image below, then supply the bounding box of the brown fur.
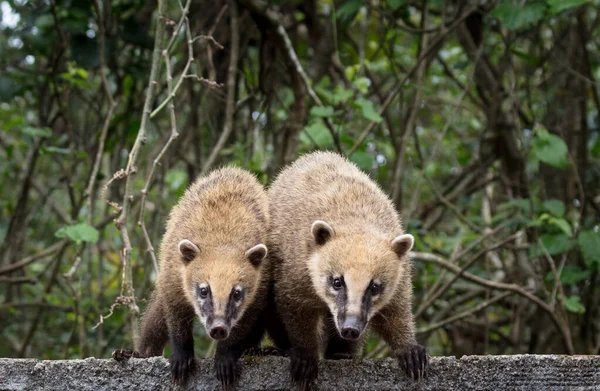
[138,167,270,387]
[267,151,427,388]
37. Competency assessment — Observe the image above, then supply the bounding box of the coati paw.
[215,354,240,390]
[170,351,196,385]
[112,349,145,361]
[290,348,318,391]
[397,344,428,381]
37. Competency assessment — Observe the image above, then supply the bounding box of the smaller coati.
[136,167,270,388]
[267,151,428,389]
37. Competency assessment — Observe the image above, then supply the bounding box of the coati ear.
[311,220,335,246]
[178,239,200,264]
[391,234,414,259]
[245,244,268,267]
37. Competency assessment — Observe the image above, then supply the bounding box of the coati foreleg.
[277,302,321,391]
[165,300,196,384]
[113,292,169,361]
[371,294,428,380]
[214,307,267,390]
[138,293,169,357]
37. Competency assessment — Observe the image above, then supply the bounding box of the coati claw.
[290,348,318,391]
[397,344,428,381]
[170,351,195,385]
[215,354,240,390]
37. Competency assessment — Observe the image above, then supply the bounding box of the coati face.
[308,220,414,341]
[178,239,267,341]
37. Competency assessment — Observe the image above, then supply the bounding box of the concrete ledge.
[1,355,598,390]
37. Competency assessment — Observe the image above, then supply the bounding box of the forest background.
[1,0,599,360]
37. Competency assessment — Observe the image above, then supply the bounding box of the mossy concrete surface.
[1,355,598,390]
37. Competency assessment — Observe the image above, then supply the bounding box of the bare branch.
[417,291,513,335]
[201,0,240,175]
[348,4,479,156]
[0,240,67,276]
[411,251,574,354]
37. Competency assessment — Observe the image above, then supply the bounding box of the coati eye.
[332,278,343,290]
[198,287,209,298]
[233,289,242,302]
[370,282,381,296]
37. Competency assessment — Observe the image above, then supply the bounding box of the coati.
[267,151,428,389]
[137,167,270,388]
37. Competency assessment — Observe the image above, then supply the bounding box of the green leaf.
[55,223,99,244]
[529,233,574,258]
[41,146,71,155]
[547,0,590,14]
[549,217,573,237]
[353,77,370,94]
[302,122,334,148]
[331,86,354,104]
[531,126,569,169]
[310,106,335,118]
[510,48,538,66]
[490,2,545,31]
[354,97,383,123]
[2,117,24,132]
[387,0,407,10]
[21,126,52,138]
[543,199,565,217]
[545,265,590,285]
[577,230,600,268]
[123,75,134,98]
[336,0,362,19]
[561,295,585,314]
[350,150,373,170]
[497,198,531,214]
[165,169,188,192]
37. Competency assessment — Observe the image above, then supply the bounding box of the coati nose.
[341,326,360,340]
[341,316,363,340]
[209,326,229,340]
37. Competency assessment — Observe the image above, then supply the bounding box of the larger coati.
[137,167,270,388]
[267,151,428,389]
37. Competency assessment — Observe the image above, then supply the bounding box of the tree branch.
[411,251,574,353]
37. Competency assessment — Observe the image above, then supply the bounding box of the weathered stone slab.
[0,355,598,390]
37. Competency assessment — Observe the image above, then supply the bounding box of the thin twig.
[348,3,478,156]
[138,19,194,274]
[105,0,169,345]
[164,0,192,54]
[417,291,513,335]
[238,0,343,153]
[411,251,575,353]
[415,233,520,318]
[201,0,240,175]
[191,35,224,49]
[0,240,67,276]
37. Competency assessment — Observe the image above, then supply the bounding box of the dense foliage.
[1,0,599,360]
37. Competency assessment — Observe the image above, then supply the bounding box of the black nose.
[341,326,360,340]
[209,326,228,340]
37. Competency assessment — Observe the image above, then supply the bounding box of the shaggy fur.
[267,151,427,389]
[137,167,270,388]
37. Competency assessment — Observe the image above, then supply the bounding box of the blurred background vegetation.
[1,0,599,360]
